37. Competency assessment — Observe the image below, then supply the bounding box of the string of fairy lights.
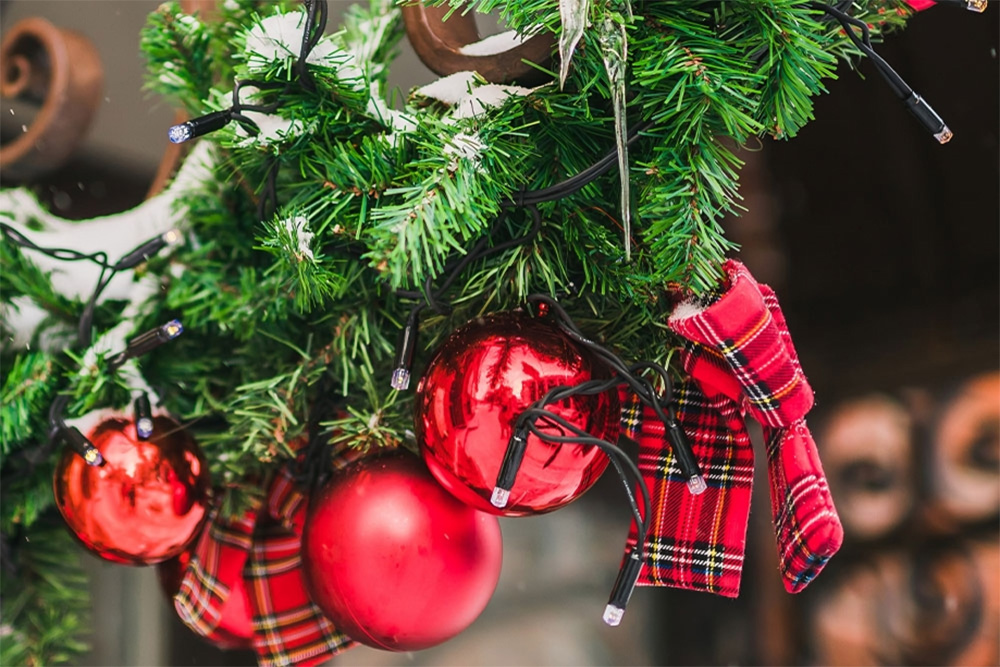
[2,0,980,627]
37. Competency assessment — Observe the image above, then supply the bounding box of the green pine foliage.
[0,0,920,661]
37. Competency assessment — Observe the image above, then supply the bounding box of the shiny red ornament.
[416,310,618,515]
[302,451,502,652]
[54,416,211,565]
[157,550,254,649]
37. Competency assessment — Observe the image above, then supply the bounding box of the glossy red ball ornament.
[157,550,254,649]
[416,310,618,515]
[54,416,211,565]
[302,451,502,652]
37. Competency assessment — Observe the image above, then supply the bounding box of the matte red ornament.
[416,310,618,515]
[157,550,254,649]
[54,416,210,565]
[302,451,502,652]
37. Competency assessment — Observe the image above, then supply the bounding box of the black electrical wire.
[522,409,651,551]
[813,2,911,97]
[524,293,705,486]
[1,222,112,269]
[3,222,183,466]
[500,120,653,208]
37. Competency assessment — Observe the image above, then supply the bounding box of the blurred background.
[1,1,997,665]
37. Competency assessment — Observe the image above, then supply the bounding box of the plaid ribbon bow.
[627,259,843,596]
[173,462,359,666]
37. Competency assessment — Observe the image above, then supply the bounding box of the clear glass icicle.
[558,0,591,89]
[598,14,631,261]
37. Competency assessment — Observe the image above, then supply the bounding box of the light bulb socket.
[664,415,703,490]
[604,547,643,626]
[904,93,953,144]
[129,319,183,357]
[168,109,233,144]
[391,309,420,391]
[115,231,177,270]
[62,426,104,467]
[492,426,529,508]
[134,394,153,440]
[934,0,987,11]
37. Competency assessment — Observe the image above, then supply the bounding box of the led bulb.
[163,320,184,339]
[603,605,626,627]
[686,475,707,495]
[162,229,183,246]
[167,122,194,144]
[391,368,411,391]
[166,110,232,144]
[83,448,104,466]
[136,417,154,440]
[490,487,511,509]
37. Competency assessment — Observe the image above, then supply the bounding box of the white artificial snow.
[415,71,480,106]
[443,132,487,172]
[454,83,533,119]
[367,92,418,135]
[459,30,532,56]
[233,109,311,148]
[415,72,534,120]
[245,11,345,74]
[178,14,200,29]
[223,0,239,10]
[281,215,315,262]
[344,0,398,69]
[0,141,215,349]
[668,299,707,323]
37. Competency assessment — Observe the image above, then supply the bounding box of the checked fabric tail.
[626,259,843,597]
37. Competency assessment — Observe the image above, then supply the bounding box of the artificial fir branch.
[0,519,91,665]
[0,0,930,661]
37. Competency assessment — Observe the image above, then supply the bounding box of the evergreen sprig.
[0,0,926,661]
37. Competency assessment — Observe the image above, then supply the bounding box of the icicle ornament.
[598,14,632,261]
[558,0,591,88]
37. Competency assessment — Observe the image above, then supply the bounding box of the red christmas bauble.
[302,451,502,652]
[416,310,618,515]
[54,416,211,565]
[157,550,254,649]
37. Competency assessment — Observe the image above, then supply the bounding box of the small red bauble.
[416,310,618,515]
[54,416,211,565]
[302,451,502,652]
[157,550,254,649]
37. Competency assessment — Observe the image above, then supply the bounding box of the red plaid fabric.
[175,506,257,644]
[250,470,356,667]
[623,373,754,597]
[634,259,841,596]
[764,422,843,593]
[669,259,814,428]
[173,468,356,666]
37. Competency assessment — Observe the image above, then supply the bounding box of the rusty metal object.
[401,3,553,85]
[812,540,999,666]
[821,395,915,540]
[925,372,1000,527]
[0,17,103,182]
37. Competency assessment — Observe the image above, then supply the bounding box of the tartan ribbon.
[628,259,841,596]
[623,377,754,597]
[669,259,814,429]
[174,467,357,666]
[765,421,843,592]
